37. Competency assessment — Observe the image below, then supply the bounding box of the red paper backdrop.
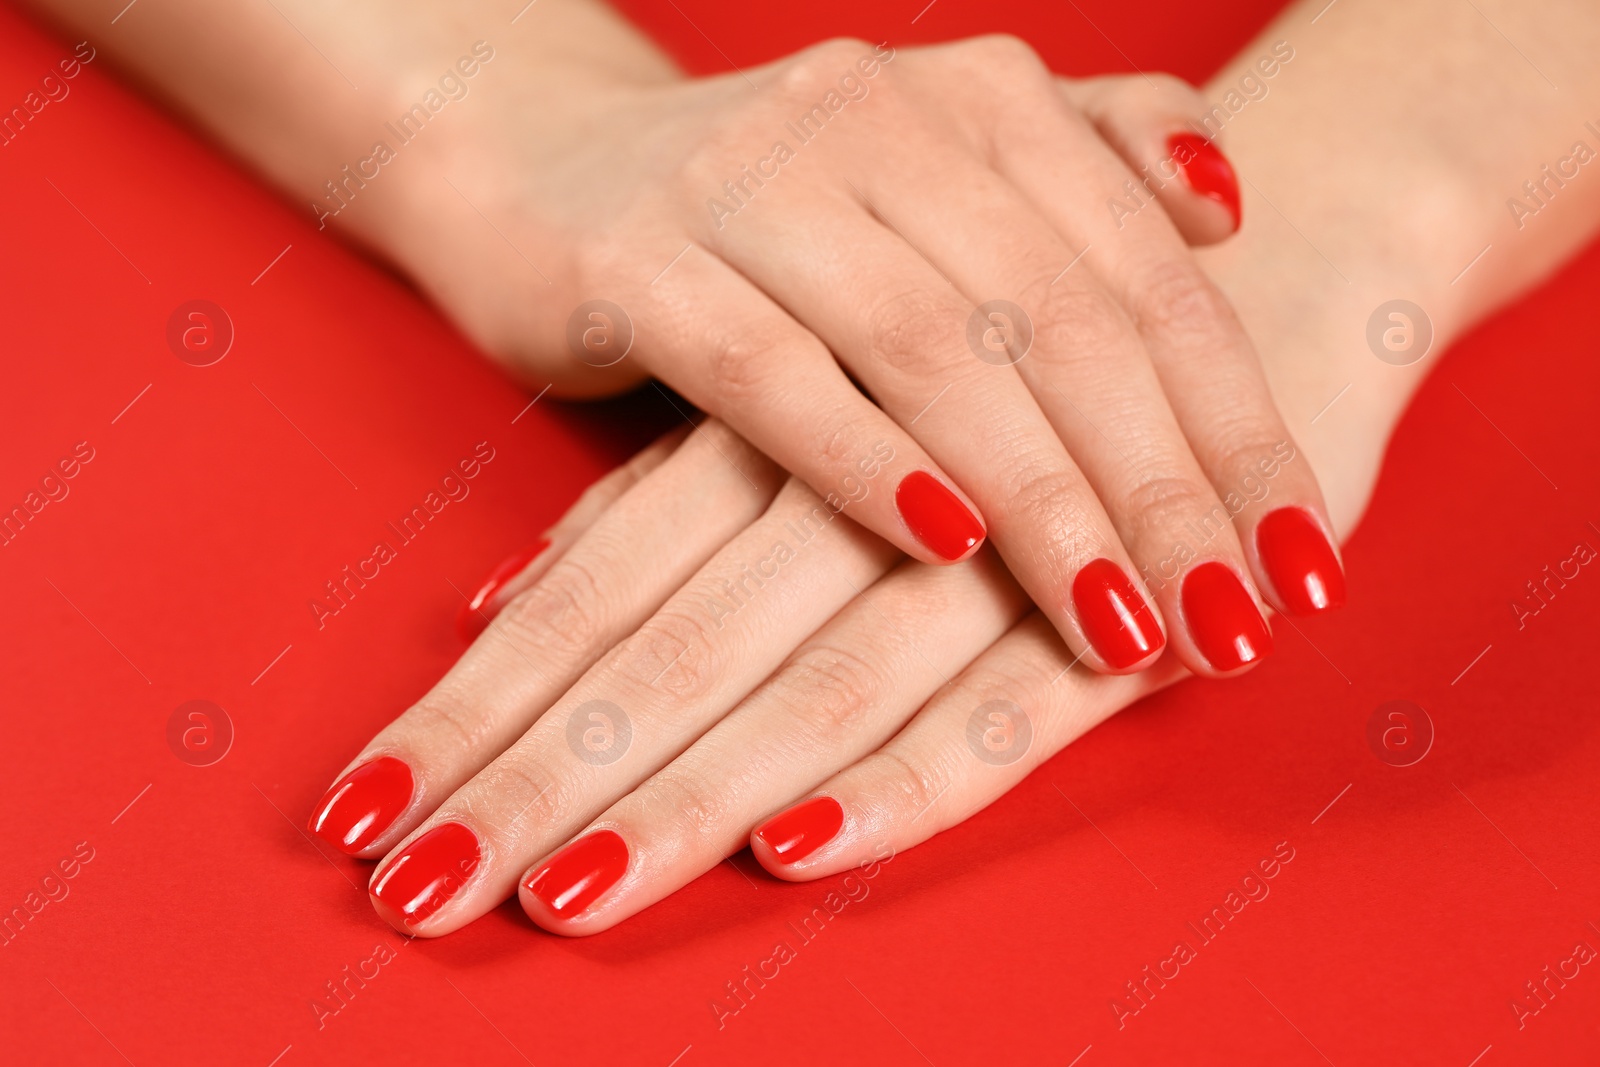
[2,0,1597,1064]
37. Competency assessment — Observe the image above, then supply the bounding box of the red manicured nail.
[457,539,550,640]
[370,822,480,929]
[1256,507,1346,615]
[1168,132,1241,231]
[755,796,844,865]
[307,756,414,854]
[896,471,984,561]
[524,830,629,919]
[1071,558,1166,669]
[1181,562,1273,671]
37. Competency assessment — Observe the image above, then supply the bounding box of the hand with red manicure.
[289,0,1600,932]
[32,0,1341,681]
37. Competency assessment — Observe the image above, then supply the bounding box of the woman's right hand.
[386,35,1345,679]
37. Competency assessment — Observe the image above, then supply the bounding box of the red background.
[2,0,1597,1064]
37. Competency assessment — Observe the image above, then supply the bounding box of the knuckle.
[776,37,875,99]
[648,769,731,841]
[1117,472,1221,539]
[777,644,887,743]
[1132,260,1241,341]
[1213,435,1300,494]
[875,746,952,820]
[611,605,725,701]
[405,694,489,753]
[497,555,611,662]
[961,33,1045,72]
[1028,285,1140,366]
[865,288,967,375]
[1002,461,1094,552]
[468,752,568,830]
[704,329,790,409]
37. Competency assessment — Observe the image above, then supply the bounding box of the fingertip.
[750,795,846,879]
[519,830,630,935]
[1165,132,1241,238]
[894,471,987,563]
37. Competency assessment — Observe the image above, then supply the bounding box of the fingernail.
[524,829,629,919]
[1256,507,1346,615]
[307,756,415,854]
[1072,558,1166,669]
[755,796,844,865]
[1181,561,1273,671]
[457,539,551,640]
[370,822,480,929]
[896,471,985,561]
[1167,132,1241,231]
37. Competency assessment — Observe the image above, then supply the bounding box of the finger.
[611,244,988,565]
[517,549,1030,934]
[717,190,1170,675]
[305,420,783,858]
[841,131,1276,679]
[749,612,1188,880]
[457,422,692,640]
[1059,73,1243,245]
[365,478,901,935]
[952,40,1342,631]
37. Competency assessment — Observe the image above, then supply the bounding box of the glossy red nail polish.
[755,796,844,865]
[896,471,985,561]
[307,756,414,854]
[524,830,629,919]
[457,539,550,640]
[1181,561,1273,671]
[1071,558,1166,669]
[1256,507,1346,615]
[369,822,480,929]
[1167,132,1241,231]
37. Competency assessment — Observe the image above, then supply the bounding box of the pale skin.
[28,0,1600,935]
[31,0,1336,678]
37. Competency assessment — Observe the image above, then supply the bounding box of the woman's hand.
[24,0,1346,679]
[392,34,1344,679]
[310,418,1191,936]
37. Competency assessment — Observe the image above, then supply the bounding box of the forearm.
[21,0,675,253]
[1194,0,1600,531]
